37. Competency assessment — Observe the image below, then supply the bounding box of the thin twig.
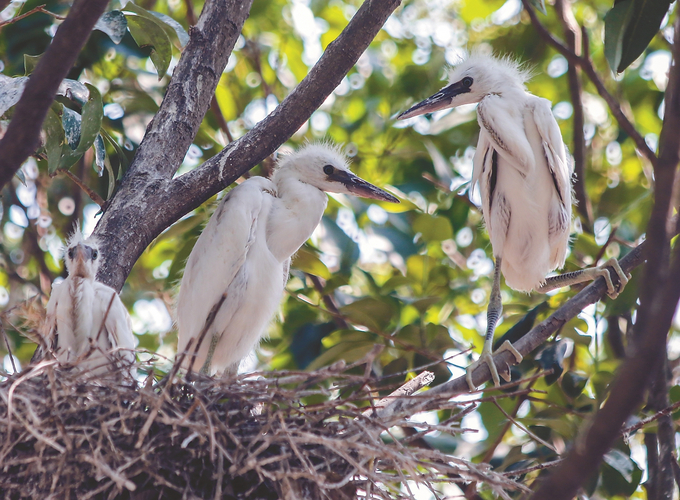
[362,371,435,418]
[186,293,228,375]
[554,0,592,229]
[0,4,65,29]
[53,168,106,207]
[307,274,349,329]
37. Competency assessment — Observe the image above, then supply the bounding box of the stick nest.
[0,358,524,499]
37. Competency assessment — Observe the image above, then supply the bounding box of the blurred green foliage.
[0,0,676,496]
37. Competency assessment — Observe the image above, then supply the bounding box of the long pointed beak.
[329,170,399,203]
[397,80,471,120]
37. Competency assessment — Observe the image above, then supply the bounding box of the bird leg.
[536,258,630,299]
[466,257,523,391]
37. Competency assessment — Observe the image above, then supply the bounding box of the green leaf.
[413,214,453,242]
[459,0,506,22]
[123,2,186,48]
[601,448,642,496]
[100,128,130,177]
[292,246,331,279]
[527,0,547,14]
[150,11,189,47]
[44,108,65,174]
[94,134,106,176]
[94,10,128,44]
[340,298,394,331]
[61,107,81,150]
[126,15,172,80]
[604,0,673,73]
[0,75,27,116]
[561,371,588,398]
[58,84,104,170]
[23,53,41,75]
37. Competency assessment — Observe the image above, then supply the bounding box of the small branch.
[554,0,592,229]
[307,274,349,330]
[622,399,680,435]
[0,4,65,29]
[362,371,435,419]
[521,0,657,167]
[0,0,110,189]
[501,459,564,476]
[53,168,105,207]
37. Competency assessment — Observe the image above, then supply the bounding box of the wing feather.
[531,97,571,209]
[477,94,535,177]
[176,177,276,356]
[93,283,135,364]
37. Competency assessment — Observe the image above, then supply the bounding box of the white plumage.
[177,143,398,376]
[399,53,628,389]
[39,232,136,377]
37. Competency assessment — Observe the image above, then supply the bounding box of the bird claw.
[465,341,523,391]
[599,258,630,300]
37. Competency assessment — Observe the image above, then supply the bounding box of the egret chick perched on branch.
[177,143,399,376]
[39,232,136,377]
[398,53,629,390]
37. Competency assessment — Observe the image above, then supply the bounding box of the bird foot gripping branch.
[465,340,523,391]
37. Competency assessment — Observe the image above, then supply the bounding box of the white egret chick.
[177,143,399,376]
[39,232,136,377]
[398,53,629,390]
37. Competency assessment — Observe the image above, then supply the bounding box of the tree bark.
[93,0,403,291]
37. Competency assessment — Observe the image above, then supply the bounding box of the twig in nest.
[186,292,228,376]
[363,370,435,419]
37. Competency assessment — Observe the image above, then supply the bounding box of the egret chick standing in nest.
[177,143,399,376]
[398,53,629,390]
[38,232,136,377]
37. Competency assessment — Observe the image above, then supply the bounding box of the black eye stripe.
[323,164,334,175]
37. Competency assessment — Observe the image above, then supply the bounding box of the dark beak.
[74,244,93,262]
[329,170,399,203]
[397,80,472,120]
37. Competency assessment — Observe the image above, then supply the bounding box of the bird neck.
[267,175,328,262]
[68,276,95,347]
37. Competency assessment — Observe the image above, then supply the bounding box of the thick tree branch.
[93,0,253,289]
[554,0,592,229]
[0,0,109,190]
[93,0,402,290]
[529,15,680,500]
[521,0,658,167]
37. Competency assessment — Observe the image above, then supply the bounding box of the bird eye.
[323,165,335,175]
[462,76,473,87]
[67,248,75,260]
[92,250,98,260]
